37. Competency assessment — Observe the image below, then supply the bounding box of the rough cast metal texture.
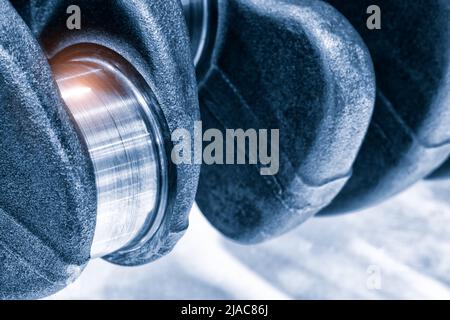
[320,0,450,214]
[2,0,199,299]
[0,0,97,299]
[13,0,200,265]
[196,0,376,243]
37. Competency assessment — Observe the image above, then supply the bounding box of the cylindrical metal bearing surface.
[51,44,169,258]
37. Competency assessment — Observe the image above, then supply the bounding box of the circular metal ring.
[51,44,169,258]
[182,0,209,66]
[182,0,218,81]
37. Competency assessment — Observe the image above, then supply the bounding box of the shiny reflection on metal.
[182,0,209,65]
[51,44,168,258]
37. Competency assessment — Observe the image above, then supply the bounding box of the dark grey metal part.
[196,0,376,243]
[321,0,450,214]
[17,0,200,266]
[0,0,199,299]
[0,0,96,299]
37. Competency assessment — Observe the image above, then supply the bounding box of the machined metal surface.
[0,0,199,299]
[51,44,169,258]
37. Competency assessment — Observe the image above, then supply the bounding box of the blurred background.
[50,178,450,300]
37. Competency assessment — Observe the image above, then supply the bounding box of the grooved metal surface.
[0,0,199,299]
[52,44,168,258]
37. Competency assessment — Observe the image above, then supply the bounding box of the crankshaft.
[0,0,448,299]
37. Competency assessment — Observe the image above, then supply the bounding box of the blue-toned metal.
[0,0,199,299]
[52,44,169,258]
